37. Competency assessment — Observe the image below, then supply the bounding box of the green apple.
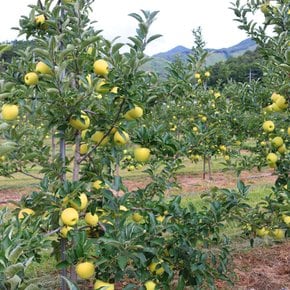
[1,104,19,121]
[262,120,275,133]
[24,72,39,86]
[61,207,79,226]
[93,59,109,76]
[134,147,150,162]
[76,261,95,279]
[35,61,52,75]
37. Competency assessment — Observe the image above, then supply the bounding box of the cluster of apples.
[262,118,289,168]
[24,61,53,86]
[69,58,151,162]
[264,92,288,112]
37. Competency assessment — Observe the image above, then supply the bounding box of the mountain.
[144,38,257,76]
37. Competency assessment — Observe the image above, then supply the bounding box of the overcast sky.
[0,0,250,55]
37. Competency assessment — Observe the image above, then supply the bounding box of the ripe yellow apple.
[69,113,90,130]
[262,120,275,133]
[278,144,287,154]
[70,193,88,211]
[132,212,143,223]
[149,261,164,276]
[61,207,79,226]
[76,261,95,279]
[282,215,290,225]
[271,229,284,240]
[35,61,52,75]
[60,226,73,238]
[72,143,89,155]
[201,116,207,122]
[91,131,109,146]
[271,136,283,148]
[256,227,269,237]
[85,212,99,226]
[35,14,45,24]
[124,106,143,120]
[134,147,150,162]
[224,155,230,161]
[260,141,267,146]
[110,86,118,94]
[145,281,156,290]
[114,130,129,145]
[156,215,165,223]
[192,126,198,132]
[270,92,280,102]
[24,72,39,86]
[1,104,19,121]
[94,280,114,290]
[92,180,103,190]
[18,208,35,219]
[93,59,109,76]
[95,79,109,93]
[219,145,227,152]
[275,95,287,109]
[271,103,282,112]
[194,73,201,79]
[266,152,278,164]
[204,71,210,77]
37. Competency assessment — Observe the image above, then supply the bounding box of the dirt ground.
[0,168,289,289]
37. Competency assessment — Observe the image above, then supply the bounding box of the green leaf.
[24,284,41,290]
[4,263,24,279]
[7,245,23,263]
[146,34,162,44]
[61,276,80,290]
[117,255,128,271]
[6,275,21,290]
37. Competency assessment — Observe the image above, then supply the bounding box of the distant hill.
[144,38,257,76]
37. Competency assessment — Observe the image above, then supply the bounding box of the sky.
[0,0,250,56]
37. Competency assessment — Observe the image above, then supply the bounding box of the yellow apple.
[219,145,227,152]
[18,208,35,219]
[282,215,290,225]
[134,147,150,162]
[69,113,90,130]
[271,229,284,240]
[156,215,165,223]
[60,226,73,238]
[256,227,269,237]
[24,72,39,86]
[85,212,99,226]
[61,207,79,226]
[35,14,45,25]
[204,71,210,77]
[262,120,275,133]
[113,131,129,145]
[35,61,52,75]
[271,136,283,148]
[266,152,278,164]
[93,59,109,76]
[275,95,287,109]
[91,131,109,146]
[76,261,95,279]
[70,193,88,211]
[124,106,143,120]
[95,79,109,93]
[1,104,19,121]
[72,143,89,155]
[145,281,156,290]
[132,212,143,223]
[149,260,164,276]
[94,280,114,290]
[201,116,207,122]
[194,73,201,79]
[278,144,287,154]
